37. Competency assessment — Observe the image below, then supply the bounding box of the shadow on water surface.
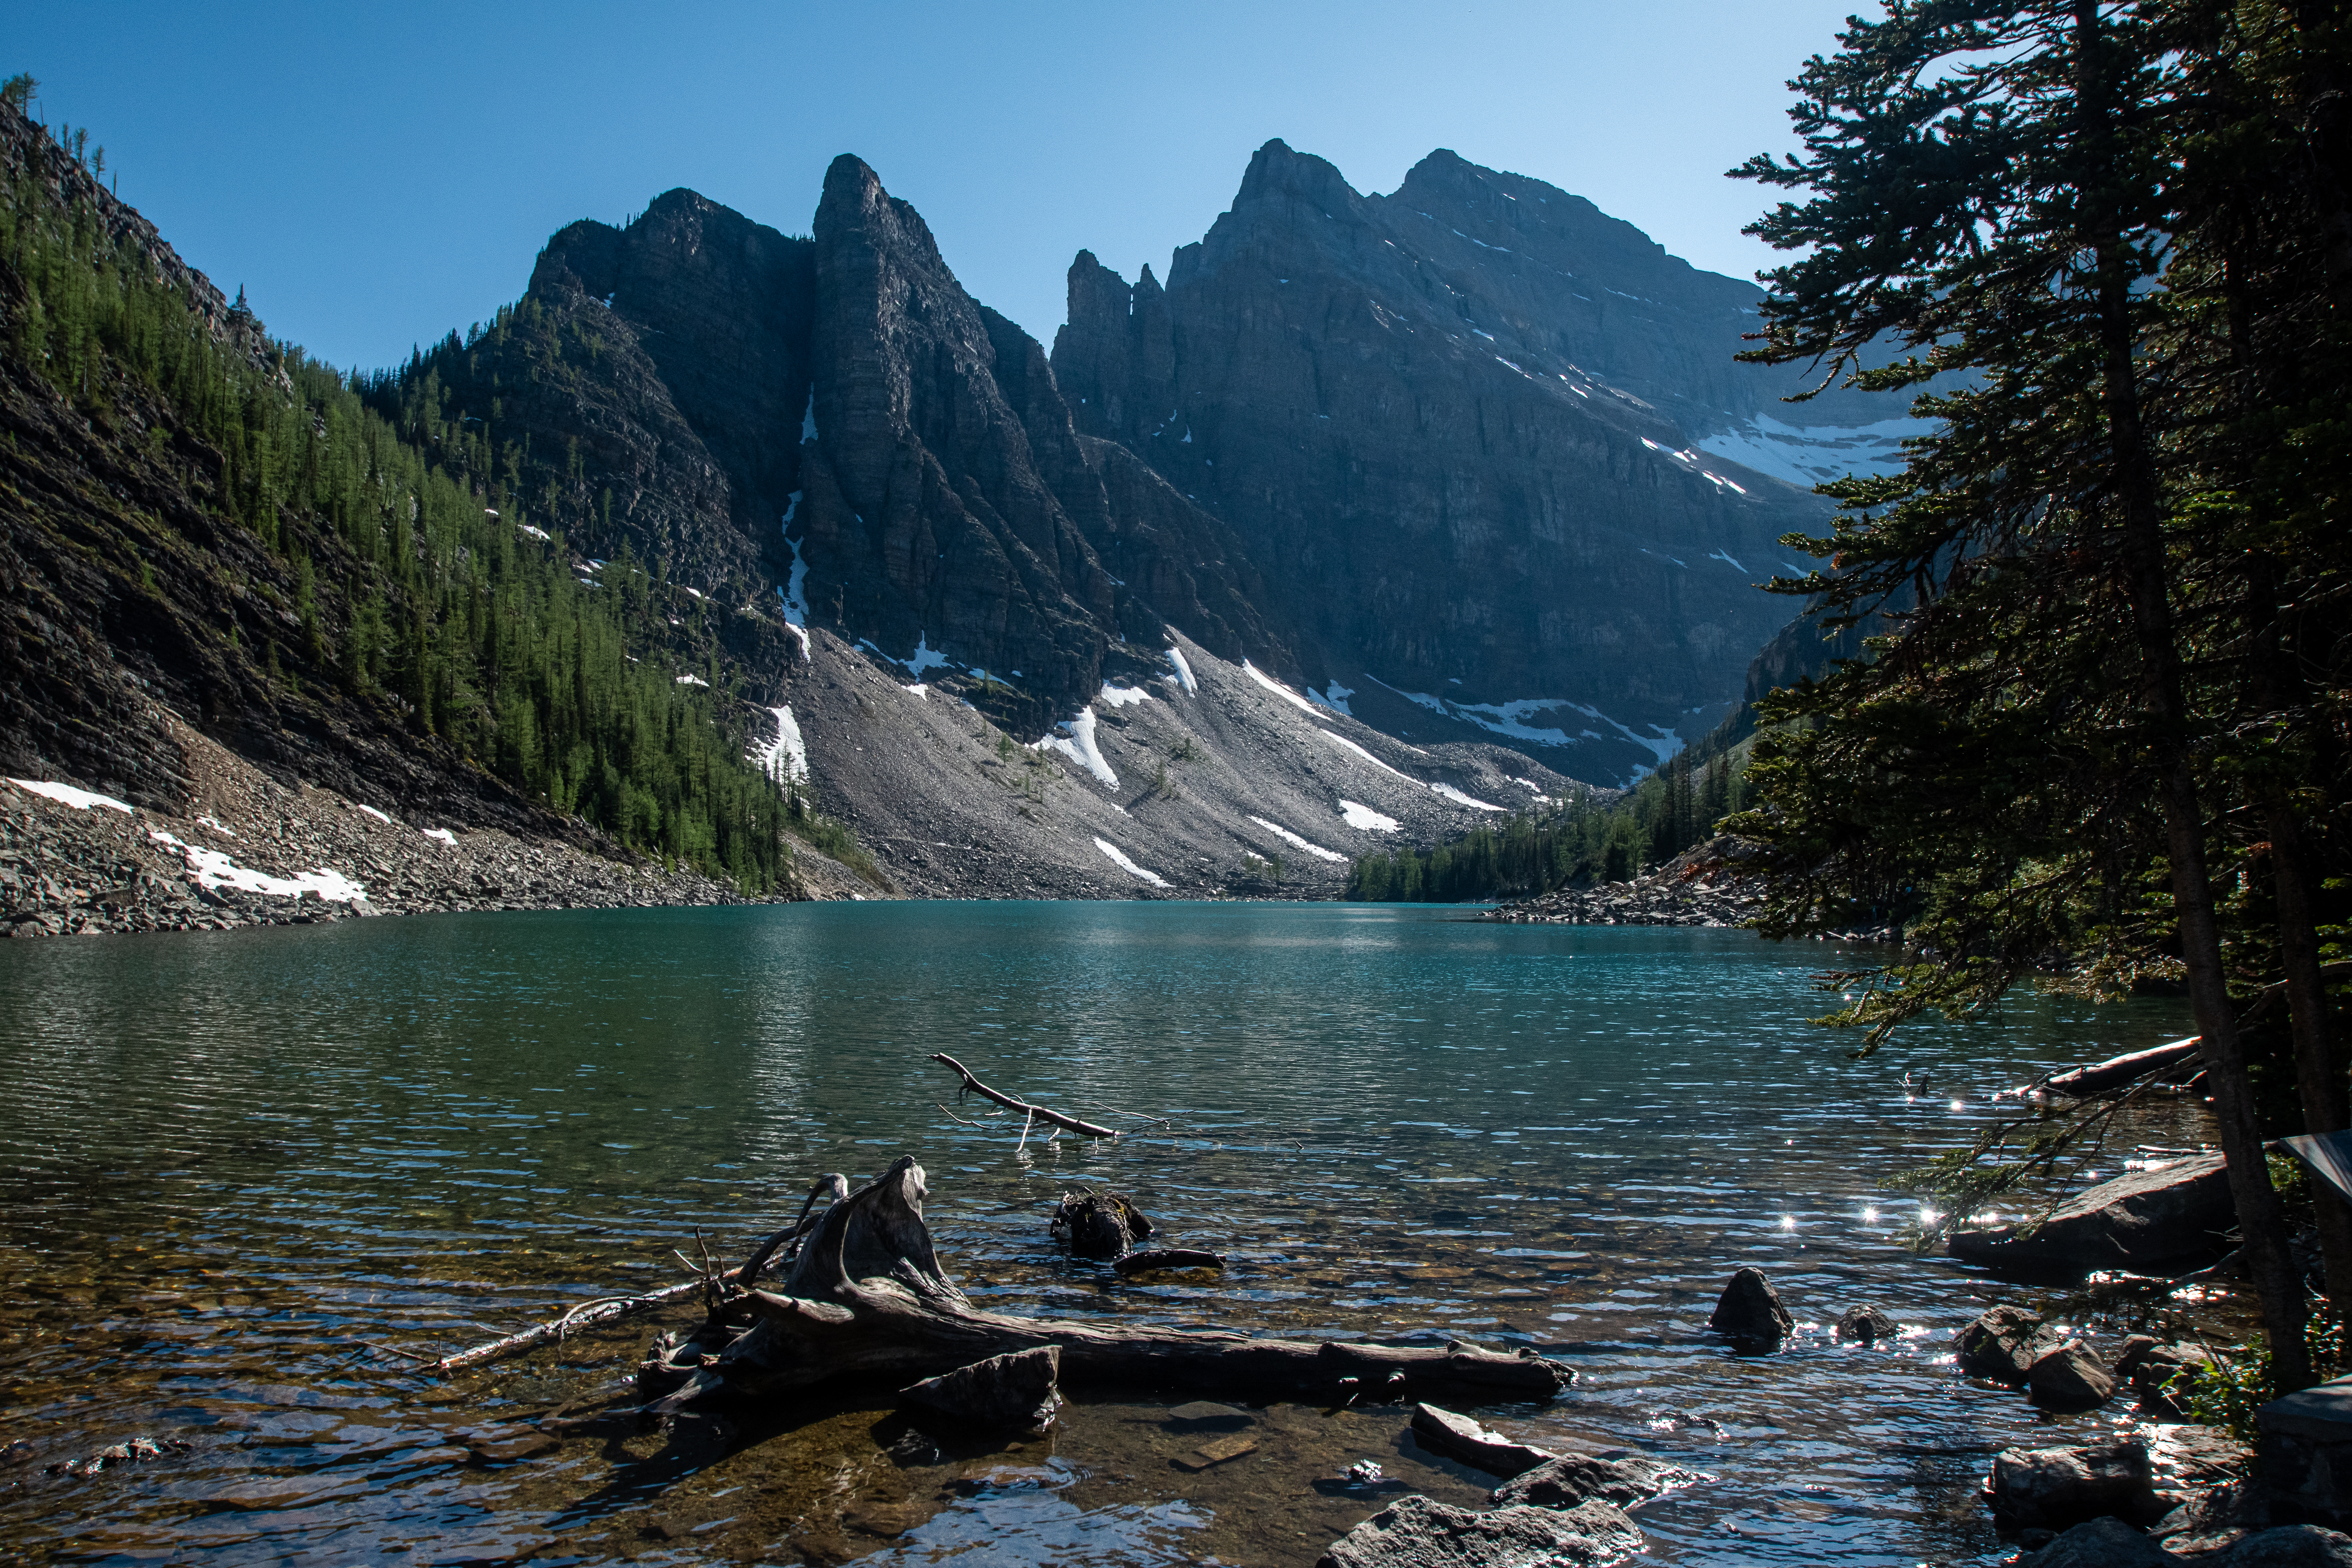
[0,901,2212,1565]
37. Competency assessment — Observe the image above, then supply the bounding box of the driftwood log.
[2008,1036,2202,1101]
[641,1156,1569,1407]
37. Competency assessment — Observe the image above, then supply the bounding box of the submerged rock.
[1988,1439,2157,1530]
[1317,1492,1642,1568]
[1835,1305,1897,1345]
[897,1345,1061,1430]
[1708,1267,1794,1345]
[1948,1154,2234,1277]
[1957,1305,2055,1385]
[2029,1339,2117,1409]
[1492,1451,1694,1510]
[42,1435,191,1478]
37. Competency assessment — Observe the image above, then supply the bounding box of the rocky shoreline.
[1481,836,1767,929]
[0,713,875,940]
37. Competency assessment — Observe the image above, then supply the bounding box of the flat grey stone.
[897,1345,1060,1429]
[1410,1403,1558,1479]
[1167,1401,1251,1424]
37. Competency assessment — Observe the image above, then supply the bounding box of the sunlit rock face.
[1053,140,1921,780]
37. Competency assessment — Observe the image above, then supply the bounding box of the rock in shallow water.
[1835,1304,1897,1344]
[1491,1451,1695,1510]
[2029,1339,2117,1409]
[1948,1153,2234,1276]
[1316,1492,1642,1568]
[1957,1304,2055,1385]
[1708,1267,1793,1344]
[1050,1189,1152,1259]
[897,1345,1060,1430]
[1408,1403,1558,1479]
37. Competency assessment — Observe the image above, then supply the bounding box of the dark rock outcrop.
[1708,1267,1793,1344]
[1948,1154,2235,1277]
[2259,1375,2352,1526]
[2023,1516,2183,1567]
[2214,1527,2352,1565]
[1317,1492,1642,1568]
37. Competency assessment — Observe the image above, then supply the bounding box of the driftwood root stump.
[638,1157,1571,1409]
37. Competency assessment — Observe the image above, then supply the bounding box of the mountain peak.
[1234,137,1361,215]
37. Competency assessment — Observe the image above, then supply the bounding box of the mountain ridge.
[1,108,1916,927]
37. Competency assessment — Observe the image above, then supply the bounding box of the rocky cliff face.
[442,157,1283,733]
[412,142,1911,786]
[1051,140,1917,782]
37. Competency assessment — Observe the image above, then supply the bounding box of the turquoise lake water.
[0,901,2202,1565]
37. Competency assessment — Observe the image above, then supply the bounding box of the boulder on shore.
[2029,1339,2117,1409]
[2204,1525,2352,1565]
[1947,1153,2233,1277]
[2024,1516,2183,1567]
[2258,1374,2352,1527]
[2118,1337,2218,1414]
[1988,1439,2158,1530]
[898,1345,1061,1430]
[1957,1305,2055,1385]
[1317,1492,1642,1568]
[1708,1267,1794,1344]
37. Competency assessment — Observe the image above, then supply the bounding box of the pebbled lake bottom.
[0,900,2210,1565]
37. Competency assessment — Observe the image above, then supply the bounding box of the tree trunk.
[2246,553,2352,1330]
[2078,0,2311,1391]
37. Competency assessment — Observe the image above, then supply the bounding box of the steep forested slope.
[0,97,791,889]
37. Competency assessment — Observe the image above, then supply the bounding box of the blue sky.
[15,2,1855,371]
